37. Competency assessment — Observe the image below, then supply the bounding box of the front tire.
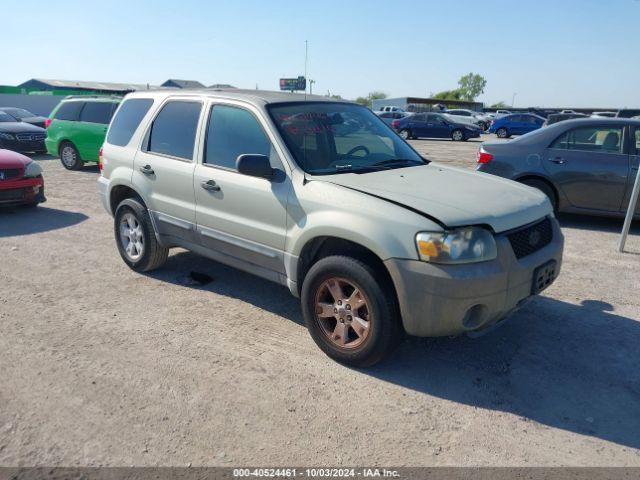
[301,256,402,367]
[59,142,83,170]
[114,198,169,272]
[451,129,465,141]
[496,127,510,139]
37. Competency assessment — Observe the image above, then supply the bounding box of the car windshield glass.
[0,112,15,122]
[268,102,425,175]
[5,108,33,119]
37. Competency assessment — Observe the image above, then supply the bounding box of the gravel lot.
[1,135,639,467]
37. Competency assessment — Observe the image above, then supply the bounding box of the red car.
[0,149,46,207]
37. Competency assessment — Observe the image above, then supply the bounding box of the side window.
[107,98,154,147]
[146,101,202,160]
[413,114,426,122]
[54,102,84,121]
[551,127,623,153]
[205,105,271,169]
[79,102,117,124]
[432,115,445,124]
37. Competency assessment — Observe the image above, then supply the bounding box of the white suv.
[98,89,563,366]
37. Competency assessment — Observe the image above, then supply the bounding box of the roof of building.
[19,78,156,92]
[162,79,206,89]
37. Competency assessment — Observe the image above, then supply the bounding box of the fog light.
[462,304,489,330]
[32,185,41,193]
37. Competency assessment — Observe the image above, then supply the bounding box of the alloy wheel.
[61,146,76,167]
[314,277,372,349]
[119,212,145,262]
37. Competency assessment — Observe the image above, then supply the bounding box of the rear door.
[76,101,118,161]
[543,124,629,212]
[132,99,203,241]
[408,114,428,137]
[622,127,640,215]
[509,115,524,135]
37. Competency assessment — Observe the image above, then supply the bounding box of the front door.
[193,102,290,277]
[426,114,450,138]
[543,124,629,212]
[76,101,118,161]
[132,99,203,240]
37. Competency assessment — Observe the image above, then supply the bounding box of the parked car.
[544,112,588,126]
[392,112,482,141]
[0,149,46,207]
[495,109,512,118]
[591,111,616,118]
[616,109,640,119]
[489,113,545,138]
[375,111,411,126]
[0,111,47,154]
[45,96,121,170]
[477,118,640,218]
[444,109,490,130]
[99,90,563,366]
[0,107,48,129]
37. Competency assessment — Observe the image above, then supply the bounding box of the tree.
[457,73,487,101]
[490,101,509,109]
[432,89,464,101]
[355,91,388,108]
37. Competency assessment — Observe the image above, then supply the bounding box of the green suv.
[45,96,121,170]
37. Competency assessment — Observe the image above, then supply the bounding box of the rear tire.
[59,142,83,170]
[301,255,403,367]
[496,128,509,139]
[114,198,169,272]
[399,129,412,140]
[520,178,558,213]
[451,129,465,141]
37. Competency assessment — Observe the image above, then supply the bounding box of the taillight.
[98,147,104,172]
[44,118,52,128]
[391,120,400,128]
[477,147,493,164]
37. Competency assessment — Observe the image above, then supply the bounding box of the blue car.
[392,112,482,141]
[488,113,545,139]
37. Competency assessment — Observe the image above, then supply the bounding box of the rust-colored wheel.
[301,255,403,367]
[314,277,372,349]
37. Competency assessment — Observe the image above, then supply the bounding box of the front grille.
[507,218,553,259]
[16,132,46,142]
[0,168,21,181]
[0,188,24,201]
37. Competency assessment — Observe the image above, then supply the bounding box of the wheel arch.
[514,174,560,209]
[295,236,398,304]
[109,183,147,215]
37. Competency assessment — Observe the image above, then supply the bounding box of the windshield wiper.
[370,158,426,168]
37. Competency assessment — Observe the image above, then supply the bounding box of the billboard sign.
[279,76,306,92]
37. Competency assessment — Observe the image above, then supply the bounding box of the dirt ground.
[1,135,639,467]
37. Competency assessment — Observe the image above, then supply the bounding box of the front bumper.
[385,217,564,337]
[0,176,46,206]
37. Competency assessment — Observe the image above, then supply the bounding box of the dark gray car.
[477,118,640,218]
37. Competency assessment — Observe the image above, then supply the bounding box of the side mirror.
[236,154,274,180]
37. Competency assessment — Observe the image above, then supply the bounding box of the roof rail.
[63,94,123,100]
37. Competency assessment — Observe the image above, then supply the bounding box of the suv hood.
[316,163,550,233]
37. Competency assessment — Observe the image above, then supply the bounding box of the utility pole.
[309,79,315,95]
[512,92,517,108]
[304,40,309,96]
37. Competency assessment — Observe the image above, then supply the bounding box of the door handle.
[139,165,154,175]
[549,157,566,164]
[201,180,221,192]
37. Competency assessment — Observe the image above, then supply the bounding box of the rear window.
[107,98,154,147]
[80,102,118,124]
[54,101,84,121]
[145,101,202,160]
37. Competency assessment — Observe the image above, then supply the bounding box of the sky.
[4,0,640,108]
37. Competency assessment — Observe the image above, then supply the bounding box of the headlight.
[0,132,15,140]
[24,161,43,178]
[416,227,497,264]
